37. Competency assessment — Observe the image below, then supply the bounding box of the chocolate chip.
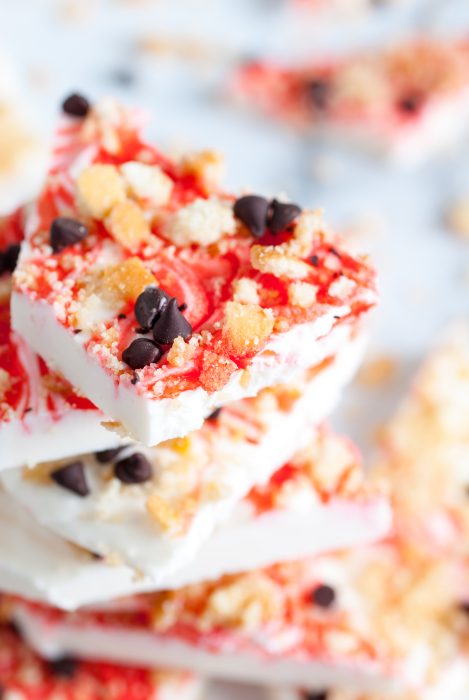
[122,338,163,370]
[398,93,423,114]
[267,200,302,234]
[51,461,90,497]
[152,298,192,345]
[95,446,126,463]
[3,243,20,273]
[135,286,170,331]
[207,407,223,422]
[234,195,269,238]
[303,693,328,700]
[62,93,90,117]
[310,584,336,608]
[310,254,319,267]
[118,313,127,320]
[50,217,88,253]
[115,452,153,484]
[306,78,330,110]
[49,656,79,678]
[179,302,188,312]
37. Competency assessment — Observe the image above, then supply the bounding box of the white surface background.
[1,0,469,697]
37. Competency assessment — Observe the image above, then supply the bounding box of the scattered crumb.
[446,196,469,239]
[357,355,399,388]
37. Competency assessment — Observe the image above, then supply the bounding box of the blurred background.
[1,1,469,696]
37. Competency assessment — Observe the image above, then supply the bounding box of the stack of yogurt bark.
[0,95,464,700]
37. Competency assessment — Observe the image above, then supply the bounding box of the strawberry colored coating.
[0,623,187,699]
[15,105,377,402]
[0,210,96,424]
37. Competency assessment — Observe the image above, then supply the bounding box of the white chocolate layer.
[1,331,368,580]
[12,288,355,445]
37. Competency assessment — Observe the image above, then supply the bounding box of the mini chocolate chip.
[24,407,32,413]
[267,199,302,234]
[73,329,82,334]
[310,254,319,267]
[62,93,90,117]
[118,313,127,320]
[328,246,341,258]
[49,656,79,678]
[306,78,330,110]
[122,338,163,370]
[234,195,269,238]
[3,243,20,272]
[179,302,188,312]
[304,693,328,700]
[50,217,88,253]
[91,551,104,561]
[95,446,126,463]
[398,93,423,114]
[152,298,192,345]
[131,373,139,385]
[135,286,170,331]
[51,461,90,497]
[115,452,153,484]
[207,407,223,421]
[310,584,336,608]
[135,327,149,334]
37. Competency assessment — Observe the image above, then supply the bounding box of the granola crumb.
[76,164,126,219]
[288,280,318,308]
[232,277,260,305]
[357,354,399,388]
[105,199,151,251]
[180,149,225,193]
[446,196,469,238]
[250,244,311,280]
[222,301,274,356]
[164,197,236,246]
[121,161,173,208]
[166,336,196,368]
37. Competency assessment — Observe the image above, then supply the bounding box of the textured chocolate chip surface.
[310,584,336,608]
[267,199,302,234]
[94,447,126,463]
[152,297,192,345]
[234,195,269,238]
[50,217,89,253]
[306,78,330,110]
[122,338,163,370]
[62,93,91,117]
[207,407,223,421]
[115,452,153,484]
[398,93,423,114]
[135,286,169,331]
[49,656,79,678]
[51,461,89,497]
[3,243,21,273]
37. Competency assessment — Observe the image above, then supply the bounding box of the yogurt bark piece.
[374,323,469,557]
[0,621,202,700]
[234,39,469,166]
[268,659,469,700]
[0,334,381,580]
[12,97,377,444]
[12,538,466,695]
[0,424,390,609]
[0,208,120,471]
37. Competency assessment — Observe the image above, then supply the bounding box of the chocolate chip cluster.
[122,286,192,370]
[234,195,302,239]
